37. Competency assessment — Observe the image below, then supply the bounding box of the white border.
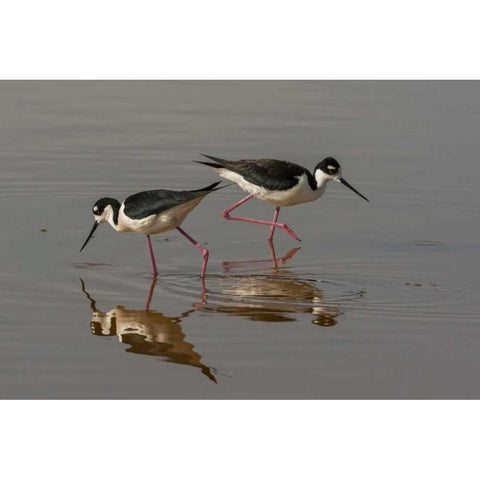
[1,0,479,79]
[2,401,478,479]
[1,1,478,478]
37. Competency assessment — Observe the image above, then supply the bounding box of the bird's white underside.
[115,196,206,234]
[217,169,328,206]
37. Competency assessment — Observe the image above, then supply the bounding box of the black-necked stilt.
[195,154,368,241]
[80,181,224,277]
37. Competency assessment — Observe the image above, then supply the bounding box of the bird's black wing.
[123,181,222,220]
[197,154,314,191]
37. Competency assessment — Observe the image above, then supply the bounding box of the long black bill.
[80,221,99,252]
[340,178,369,202]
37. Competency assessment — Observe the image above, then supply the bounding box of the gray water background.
[1,81,479,398]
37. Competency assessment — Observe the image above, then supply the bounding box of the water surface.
[1,81,479,398]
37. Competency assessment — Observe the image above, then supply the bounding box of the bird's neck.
[105,200,121,230]
[314,169,330,193]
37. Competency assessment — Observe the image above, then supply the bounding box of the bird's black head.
[314,157,369,202]
[92,197,118,217]
[315,157,341,176]
[80,197,120,252]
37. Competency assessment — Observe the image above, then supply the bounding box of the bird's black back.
[123,181,222,220]
[197,154,316,191]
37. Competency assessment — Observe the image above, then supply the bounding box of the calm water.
[1,81,479,398]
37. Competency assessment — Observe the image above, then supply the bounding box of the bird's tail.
[193,181,230,193]
[194,154,229,169]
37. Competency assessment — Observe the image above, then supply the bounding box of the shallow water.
[1,81,479,398]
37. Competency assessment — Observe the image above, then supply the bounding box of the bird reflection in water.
[80,278,217,383]
[216,241,340,326]
[80,241,348,384]
[222,240,301,272]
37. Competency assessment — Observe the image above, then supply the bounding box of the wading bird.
[195,154,368,241]
[80,182,224,277]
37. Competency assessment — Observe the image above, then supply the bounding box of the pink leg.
[267,207,280,241]
[176,227,209,278]
[222,194,301,242]
[146,235,159,276]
